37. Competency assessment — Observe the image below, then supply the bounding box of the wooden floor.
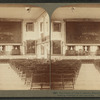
[0,63,30,90]
[75,64,100,90]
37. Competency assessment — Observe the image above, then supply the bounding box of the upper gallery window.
[26,22,34,32]
[53,22,61,32]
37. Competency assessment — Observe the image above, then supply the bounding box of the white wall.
[51,20,66,55]
[22,19,38,41]
[51,20,66,42]
[20,12,50,57]
[36,12,49,39]
[35,12,50,59]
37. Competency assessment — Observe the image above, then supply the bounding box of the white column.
[6,46,12,55]
[70,46,73,50]
[84,46,87,51]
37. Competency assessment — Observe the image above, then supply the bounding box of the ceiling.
[0,4,46,19]
[52,4,100,20]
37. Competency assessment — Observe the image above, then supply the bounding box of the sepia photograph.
[0,3,100,97]
[0,4,50,90]
[51,4,100,90]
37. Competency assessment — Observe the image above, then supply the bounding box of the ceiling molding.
[64,18,100,22]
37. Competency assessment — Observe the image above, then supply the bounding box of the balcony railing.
[65,45,100,56]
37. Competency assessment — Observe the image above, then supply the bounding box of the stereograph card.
[0,2,99,98]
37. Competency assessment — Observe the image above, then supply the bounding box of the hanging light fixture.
[71,7,75,12]
[25,7,31,13]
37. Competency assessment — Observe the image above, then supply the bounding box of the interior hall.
[0,4,50,90]
[50,4,100,90]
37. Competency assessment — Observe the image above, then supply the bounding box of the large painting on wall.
[66,21,100,44]
[0,21,21,43]
[52,40,61,54]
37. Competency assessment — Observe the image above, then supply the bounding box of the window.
[26,40,35,54]
[40,22,43,32]
[46,22,48,32]
[53,22,61,32]
[52,40,61,54]
[26,22,34,32]
[41,45,44,55]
